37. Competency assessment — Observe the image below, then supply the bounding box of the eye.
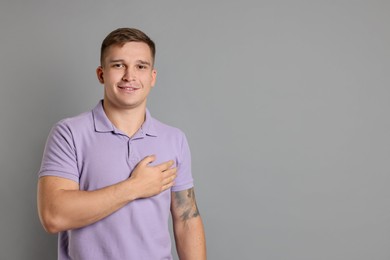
[112,63,125,69]
[137,64,148,70]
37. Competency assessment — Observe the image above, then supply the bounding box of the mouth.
[118,86,139,92]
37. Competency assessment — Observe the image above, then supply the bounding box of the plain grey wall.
[1,1,389,259]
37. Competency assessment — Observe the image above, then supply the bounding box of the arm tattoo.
[173,188,200,222]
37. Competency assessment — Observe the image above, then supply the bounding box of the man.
[37,28,206,260]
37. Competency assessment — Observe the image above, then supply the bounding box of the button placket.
[128,137,142,168]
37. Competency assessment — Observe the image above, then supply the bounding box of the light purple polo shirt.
[39,101,193,260]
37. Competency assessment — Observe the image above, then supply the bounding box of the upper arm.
[171,188,200,223]
[38,175,79,194]
[39,122,80,183]
[38,176,79,206]
[37,176,79,227]
[171,131,193,192]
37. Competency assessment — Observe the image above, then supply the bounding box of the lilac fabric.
[39,101,193,260]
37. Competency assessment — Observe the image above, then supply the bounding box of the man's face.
[96,41,157,111]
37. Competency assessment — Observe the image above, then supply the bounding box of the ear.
[151,69,157,87]
[96,66,104,84]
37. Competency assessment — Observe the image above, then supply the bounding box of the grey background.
[1,1,389,259]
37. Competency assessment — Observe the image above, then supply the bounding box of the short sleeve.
[38,121,79,183]
[171,132,194,192]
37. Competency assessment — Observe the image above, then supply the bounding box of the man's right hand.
[128,155,177,199]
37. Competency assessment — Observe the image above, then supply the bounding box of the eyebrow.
[108,59,151,66]
[137,60,151,66]
[108,59,125,64]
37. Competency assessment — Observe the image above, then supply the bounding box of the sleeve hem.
[38,170,79,184]
[171,182,194,192]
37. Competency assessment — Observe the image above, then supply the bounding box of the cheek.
[105,71,122,84]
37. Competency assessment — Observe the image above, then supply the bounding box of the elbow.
[39,210,65,234]
[41,220,61,234]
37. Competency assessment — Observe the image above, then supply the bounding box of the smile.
[118,86,139,92]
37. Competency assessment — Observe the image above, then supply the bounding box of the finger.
[156,160,174,171]
[162,181,175,191]
[139,155,156,166]
[162,173,176,185]
[162,175,176,188]
[162,167,177,178]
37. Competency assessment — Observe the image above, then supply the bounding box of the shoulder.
[53,111,93,132]
[56,111,93,129]
[49,111,93,143]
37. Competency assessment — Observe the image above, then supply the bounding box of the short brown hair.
[100,28,156,66]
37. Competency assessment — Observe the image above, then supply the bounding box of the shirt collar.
[143,109,158,137]
[92,100,158,137]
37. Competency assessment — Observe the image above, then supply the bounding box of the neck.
[102,101,146,137]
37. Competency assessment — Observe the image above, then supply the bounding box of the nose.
[122,67,135,81]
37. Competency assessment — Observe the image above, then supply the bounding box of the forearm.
[38,177,136,233]
[171,188,207,259]
[174,216,207,260]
